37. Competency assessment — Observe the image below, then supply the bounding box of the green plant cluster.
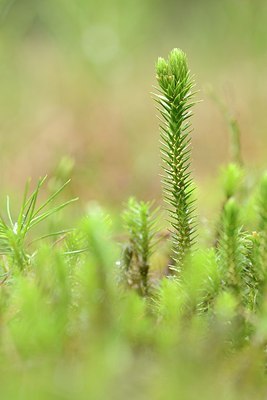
[1,49,267,399]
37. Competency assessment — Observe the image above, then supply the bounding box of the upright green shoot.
[257,173,267,271]
[155,48,196,271]
[218,197,251,303]
[122,198,158,295]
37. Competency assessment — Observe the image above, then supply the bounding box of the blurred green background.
[1,0,267,209]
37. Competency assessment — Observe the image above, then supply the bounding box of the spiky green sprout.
[217,171,267,310]
[122,198,158,295]
[246,172,267,308]
[0,176,77,272]
[218,197,252,304]
[257,173,267,271]
[155,48,196,271]
[213,163,244,247]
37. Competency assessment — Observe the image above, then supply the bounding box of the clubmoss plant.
[257,173,267,270]
[155,48,196,272]
[246,231,263,310]
[122,197,158,295]
[221,163,244,201]
[213,163,245,247]
[246,173,267,308]
[217,197,251,303]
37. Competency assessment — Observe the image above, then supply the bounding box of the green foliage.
[217,198,251,300]
[183,249,221,313]
[121,197,158,295]
[257,172,267,269]
[0,176,77,271]
[2,48,267,399]
[155,48,196,271]
[220,163,244,199]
